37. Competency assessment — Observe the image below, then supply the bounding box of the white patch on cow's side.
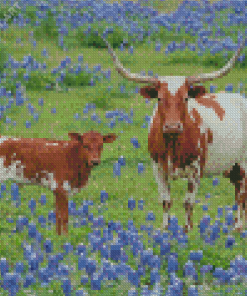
[188,93,245,176]
[159,76,187,95]
[0,157,31,184]
[41,172,58,191]
[45,143,59,146]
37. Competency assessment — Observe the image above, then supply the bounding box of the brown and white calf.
[102,35,247,232]
[0,132,117,235]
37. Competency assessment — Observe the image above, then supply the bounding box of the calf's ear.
[103,133,118,143]
[68,132,83,142]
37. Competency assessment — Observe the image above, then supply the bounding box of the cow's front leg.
[153,161,172,230]
[184,162,200,233]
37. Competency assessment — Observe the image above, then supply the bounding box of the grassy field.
[105,0,221,14]
[0,0,246,295]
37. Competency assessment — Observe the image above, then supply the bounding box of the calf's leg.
[54,188,69,235]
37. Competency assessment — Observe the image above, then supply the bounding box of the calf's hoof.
[184,224,193,233]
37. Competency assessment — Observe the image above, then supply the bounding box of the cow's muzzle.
[91,160,100,166]
[163,123,183,134]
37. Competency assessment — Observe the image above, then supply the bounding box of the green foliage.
[62,71,91,87]
[24,5,39,23]
[0,4,21,24]
[33,11,58,41]
[76,22,128,49]
[9,70,55,91]
[0,42,8,72]
[89,87,114,110]
[25,72,56,90]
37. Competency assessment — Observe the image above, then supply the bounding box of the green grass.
[0,3,246,296]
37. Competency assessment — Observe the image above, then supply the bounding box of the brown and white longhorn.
[102,36,247,232]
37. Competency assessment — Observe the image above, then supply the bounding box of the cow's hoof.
[233,226,242,233]
[161,225,169,232]
[184,225,189,233]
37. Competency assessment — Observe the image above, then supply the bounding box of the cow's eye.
[158,98,161,101]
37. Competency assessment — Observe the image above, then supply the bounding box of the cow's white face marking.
[159,76,186,95]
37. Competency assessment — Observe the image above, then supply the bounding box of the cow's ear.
[103,133,118,143]
[68,132,83,142]
[188,85,206,99]
[140,84,159,99]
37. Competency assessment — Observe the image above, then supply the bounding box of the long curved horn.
[101,36,158,83]
[188,38,246,83]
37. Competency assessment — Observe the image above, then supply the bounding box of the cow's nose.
[92,160,99,166]
[163,123,183,133]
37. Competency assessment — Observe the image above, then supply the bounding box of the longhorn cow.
[102,36,247,232]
